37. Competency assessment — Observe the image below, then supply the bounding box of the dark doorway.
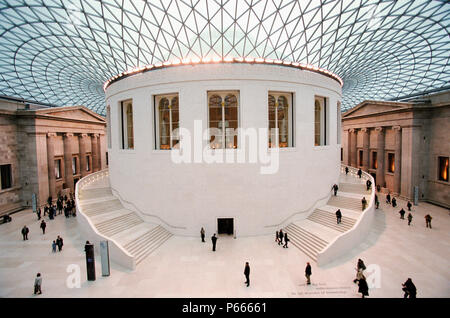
[74,178,79,189]
[217,218,234,235]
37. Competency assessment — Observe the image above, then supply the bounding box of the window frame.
[268,91,294,148]
[119,99,134,150]
[314,96,329,146]
[0,164,12,190]
[153,93,180,150]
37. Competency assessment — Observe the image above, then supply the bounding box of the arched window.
[268,92,293,148]
[314,100,322,146]
[155,94,179,150]
[120,100,134,149]
[314,96,328,146]
[208,91,239,149]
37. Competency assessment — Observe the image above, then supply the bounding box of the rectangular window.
[154,94,179,150]
[388,153,395,173]
[314,96,328,146]
[268,92,294,148]
[337,101,341,144]
[107,105,111,149]
[438,156,449,182]
[72,157,77,175]
[0,164,12,190]
[208,91,239,149]
[120,100,134,149]
[372,151,378,169]
[55,159,62,179]
[86,155,90,171]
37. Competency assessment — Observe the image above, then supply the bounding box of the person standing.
[402,278,417,298]
[407,201,412,211]
[407,213,413,226]
[361,197,367,211]
[345,166,349,175]
[40,220,46,234]
[211,233,217,251]
[244,262,250,287]
[278,229,284,246]
[358,275,369,298]
[56,235,64,252]
[52,240,57,253]
[392,197,397,208]
[305,262,312,285]
[34,273,42,295]
[283,232,289,248]
[332,184,339,196]
[336,209,342,224]
[399,208,406,220]
[366,179,372,191]
[375,194,379,209]
[37,207,41,220]
[200,227,205,243]
[357,168,362,178]
[424,214,432,229]
[21,226,29,240]
[275,231,279,243]
[386,193,391,204]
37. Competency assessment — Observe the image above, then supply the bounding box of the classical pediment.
[36,106,105,123]
[343,101,411,118]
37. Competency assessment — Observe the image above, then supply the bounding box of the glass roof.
[0,0,449,115]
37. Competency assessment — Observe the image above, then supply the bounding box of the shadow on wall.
[319,208,386,270]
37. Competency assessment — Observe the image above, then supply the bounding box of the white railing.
[316,164,376,266]
[75,169,136,270]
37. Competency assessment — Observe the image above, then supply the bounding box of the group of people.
[37,194,76,221]
[275,229,289,248]
[52,235,64,252]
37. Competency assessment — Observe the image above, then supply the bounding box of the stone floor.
[0,196,449,298]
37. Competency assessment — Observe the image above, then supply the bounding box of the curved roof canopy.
[0,0,449,115]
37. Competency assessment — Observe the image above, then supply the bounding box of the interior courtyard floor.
[0,196,449,298]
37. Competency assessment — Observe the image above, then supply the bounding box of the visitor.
[358,274,369,298]
[278,229,284,246]
[40,220,46,234]
[336,209,342,224]
[21,225,29,240]
[357,168,362,178]
[392,197,397,208]
[357,259,366,271]
[424,214,432,229]
[386,193,391,205]
[44,205,49,217]
[375,194,379,209]
[34,273,42,295]
[305,262,312,285]
[407,213,413,226]
[376,184,381,192]
[283,232,289,248]
[57,198,63,215]
[332,184,339,196]
[399,208,406,220]
[361,197,367,211]
[211,233,217,251]
[200,227,205,242]
[56,235,64,252]
[37,207,41,220]
[366,179,372,191]
[52,240,57,253]
[345,166,349,175]
[244,262,250,287]
[402,278,417,298]
[353,259,366,283]
[407,201,412,211]
[275,231,279,243]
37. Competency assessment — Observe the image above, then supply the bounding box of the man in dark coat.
[386,193,391,204]
[345,166,349,175]
[278,229,284,245]
[211,234,217,251]
[40,220,46,234]
[366,179,372,191]
[375,194,379,209]
[305,262,312,285]
[57,199,63,215]
[407,201,412,211]
[283,232,289,248]
[332,184,339,196]
[21,226,29,240]
[391,197,397,208]
[425,214,432,229]
[407,213,413,226]
[200,227,205,242]
[56,235,64,251]
[357,168,362,178]
[399,208,406,220]
[37,207,41,220]
[244,262,250,287]
[336,209,342,224]
[402,278,416,298]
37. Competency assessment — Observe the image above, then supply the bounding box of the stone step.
[90,209,131,225]
[81,199,123,216]
[327,195,363,211]
[338,182,371,195]
[307,209,355,233]
[80,187,112,199]
[96,212,144,237]
[284,223,329,262]
[133,228,173,265]
[124,226,166,252]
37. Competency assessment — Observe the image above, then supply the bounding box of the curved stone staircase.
[77,172,173,267]
[284,170,372,263]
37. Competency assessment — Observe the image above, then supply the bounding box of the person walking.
[392,197,397,208]
[407,201,412,211]
[34,273,42,295]
[375,194,380,209]
[283,232,289,248]
[357,168,362,178]
[402,278,417,298]
[305,262,312,285]
[386,193,391,204]
[336,209,342,224]
[361,197,367,211]
[332,184,339,196]
[399,208,406,220]
[353,259,366,283]
[244,262,250,287]
[211,233,217,251]
[21,225,29,240]
[358,275,369,298]
[40,220,46,234]
[52,240,57,253]
[37,207,41,220]
[345,166,349,175]
[275,231,279,243]
[200,227,205,242]
[425,214,432,229]
[278,229,284,246]
[56,235,64,252]
[366,179,372,191]
[407,213,413,226]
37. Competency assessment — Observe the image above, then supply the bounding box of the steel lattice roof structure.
[0,0,449,115]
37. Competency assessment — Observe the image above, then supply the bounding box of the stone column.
[46,133,57,201]
[393,126,402,194]
[91,134,100,172]
[375,127,385,188]
[361,128,370,171]
[63,133,75,192]
[79,134,89,178]
[350,128,357,167]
